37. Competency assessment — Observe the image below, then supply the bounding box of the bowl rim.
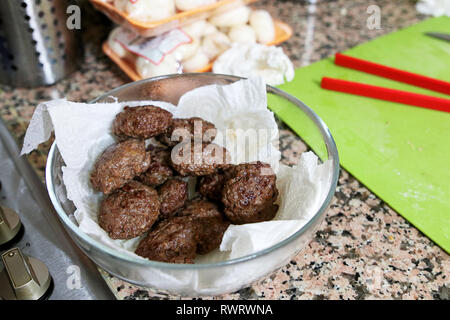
[45,73,340,270]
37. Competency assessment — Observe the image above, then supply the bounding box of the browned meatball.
[135,216,199,263]
[198,166,236,201]
[98,181,160,239]
[150,145,171,163]
[113,105,173,140]
[90,139,151,195]
[137,147,173,188]
[158,179,188,220]
[258,201,279,222]
[170,142,231,176]
[157,117,217,146]
[222,162,279,224]
[179,200,229,254]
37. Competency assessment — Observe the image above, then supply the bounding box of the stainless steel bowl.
[45,73,339,296]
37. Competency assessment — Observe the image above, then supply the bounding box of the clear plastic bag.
[103,6,292,80]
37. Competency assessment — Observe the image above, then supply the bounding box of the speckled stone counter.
[0,0,448,300]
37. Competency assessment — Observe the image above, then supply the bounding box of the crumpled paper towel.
[416,0,450,17]
[22,77,332,264]
[213,43,295,86]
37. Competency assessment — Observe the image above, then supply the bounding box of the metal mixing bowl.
[45,73,339,296]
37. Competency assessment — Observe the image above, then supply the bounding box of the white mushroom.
[107,27,128,58]
[227,24,256,43]
[208,5,251,27]
[182,19,207,40]
[203,22,218,36]
[201,32,231,60]
[182,51,210,72]
[113,0,127,12]
[172,38,200,62]
[249,10,275,44]
[123,0,175,22]
[136,54,179,79]
[217,26,230,34]
[175,0,216,11]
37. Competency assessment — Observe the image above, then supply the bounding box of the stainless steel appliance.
[0,0,82,87]
[0,118,114,300]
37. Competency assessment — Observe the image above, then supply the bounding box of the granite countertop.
[0,0,448,300]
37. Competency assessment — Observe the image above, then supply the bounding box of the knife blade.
[425,32,450,42]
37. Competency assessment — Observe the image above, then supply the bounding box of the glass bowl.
[45,73,339,296]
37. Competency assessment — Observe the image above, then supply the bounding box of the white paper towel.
[22,77,332,264]
[416,0,450,17]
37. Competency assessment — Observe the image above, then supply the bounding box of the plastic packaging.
[103,6,292,80]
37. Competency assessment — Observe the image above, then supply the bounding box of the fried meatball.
[222,161,279,224]
[198,166,236,201]
[98,181,160,239]
[135,216,199,263]
[157,117,217,147]
[170,142,231,176]
[91,139,151,194]
[158,179,188,220]
[113,105,173,140]
[258,201,279,222]
[150,145,171,163]
[179,200,229,254]
[137,147,173,187]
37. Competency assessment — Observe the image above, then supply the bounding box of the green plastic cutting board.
[270,17,450,253]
